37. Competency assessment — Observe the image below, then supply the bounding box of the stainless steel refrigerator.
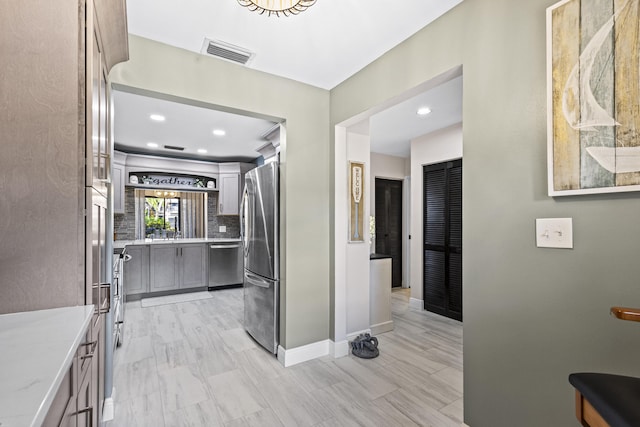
[242,162,279,354]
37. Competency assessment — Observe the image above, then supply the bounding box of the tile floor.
[107,288,463,426]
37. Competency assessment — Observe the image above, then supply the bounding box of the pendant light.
[237,0,317,17]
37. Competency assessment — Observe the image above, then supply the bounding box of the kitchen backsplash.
[114,187,239,240]
[207,192,240,238]
[114,187,135,240]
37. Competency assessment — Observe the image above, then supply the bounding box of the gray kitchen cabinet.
[150,243,207,292]
[218,173,240,215]
[150,245,178,292]
[179,244,207,289]
[112,162,125,214]
[124,245,150,297]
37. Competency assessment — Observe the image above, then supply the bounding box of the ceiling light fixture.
[149,114,166,122]
[147,142,159,148]
[417,107,432,116]
[237,0,316,17]
[213,129,226,136]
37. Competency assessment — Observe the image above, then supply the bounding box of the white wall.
[369,152,408,214]
[345,132,371,337]
[410,123,463,306]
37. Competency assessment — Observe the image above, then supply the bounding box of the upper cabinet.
[218,173,240,215]
[87,9,110,196]
[112,162,125,213]
[86,0,128,197]
[113,152,127,214]
[115,151,257,217]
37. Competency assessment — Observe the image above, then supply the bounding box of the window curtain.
[180,192,205,238]
[134,189,146,240]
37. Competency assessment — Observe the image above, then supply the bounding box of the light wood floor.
[107,288,463,426]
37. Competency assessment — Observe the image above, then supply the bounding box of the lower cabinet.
[42,364,75,427]
[150,243,207,292]
[123,245,150,297]
[42,312,101,427]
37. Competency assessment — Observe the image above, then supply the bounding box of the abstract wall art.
[547,0,640,195]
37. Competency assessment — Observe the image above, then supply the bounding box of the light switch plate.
[219,225,226,232]
[536,218,573,248]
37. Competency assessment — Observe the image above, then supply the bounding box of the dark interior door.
[423,159,462,321]
[375,178,403,287]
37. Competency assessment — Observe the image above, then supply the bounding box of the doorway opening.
[375,178,403,287]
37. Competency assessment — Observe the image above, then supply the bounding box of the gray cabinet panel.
[112,163,125,214]
[218,173,239,215]
[123,245,149,296]
[150,246,178,291]
[126,243,207,295]
[180,244,207,289]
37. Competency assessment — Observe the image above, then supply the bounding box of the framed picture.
[547,0,640,196]
[349,161,365,242]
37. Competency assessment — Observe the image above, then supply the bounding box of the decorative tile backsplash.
[207,192,240,238]
[114,187,239,240]
[114,187,135,240]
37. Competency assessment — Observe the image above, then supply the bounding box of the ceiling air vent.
[164,145,185,151]
[201,38,254,66]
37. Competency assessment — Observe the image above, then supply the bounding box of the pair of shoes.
[351,333,379,359]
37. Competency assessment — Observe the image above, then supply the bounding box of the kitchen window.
[145,194,180,235]
[135,189,206,239]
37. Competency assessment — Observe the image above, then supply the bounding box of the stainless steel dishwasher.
[208,241,243,289]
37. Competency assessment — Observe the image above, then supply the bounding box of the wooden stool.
[569,307,640,427]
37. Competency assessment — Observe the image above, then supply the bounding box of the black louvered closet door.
[423,159,462,321]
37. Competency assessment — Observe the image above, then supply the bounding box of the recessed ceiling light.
[197,149,208,154]
[417,107,432,116]
[213,129,226,136]
[147,142,159,148]
[150,114,165,122]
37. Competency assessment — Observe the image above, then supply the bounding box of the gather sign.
[129,172,216,190]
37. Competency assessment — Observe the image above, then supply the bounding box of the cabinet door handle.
[91,282,110,314]
[74,406,93,426]
[80,339,98,360]
[220,203,223,214]
[99,283,111,314]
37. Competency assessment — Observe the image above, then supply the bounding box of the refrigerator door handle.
[245,271,271,288]
[240,184,250,258]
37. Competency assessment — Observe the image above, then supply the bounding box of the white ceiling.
[115,0,463,161]
[113,90,277,162]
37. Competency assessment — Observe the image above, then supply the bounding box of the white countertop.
[114,237,241,249]
[0,305,94,427]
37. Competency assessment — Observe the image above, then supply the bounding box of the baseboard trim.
[102,389,115,422]
[409,297,424,310]
[277,339,331,367]
[330,339,350,358]
[370,320,394,335]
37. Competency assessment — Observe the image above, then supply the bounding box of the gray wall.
[110,35,331,349]
[0,1,84,313]
[331,1,640,426]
